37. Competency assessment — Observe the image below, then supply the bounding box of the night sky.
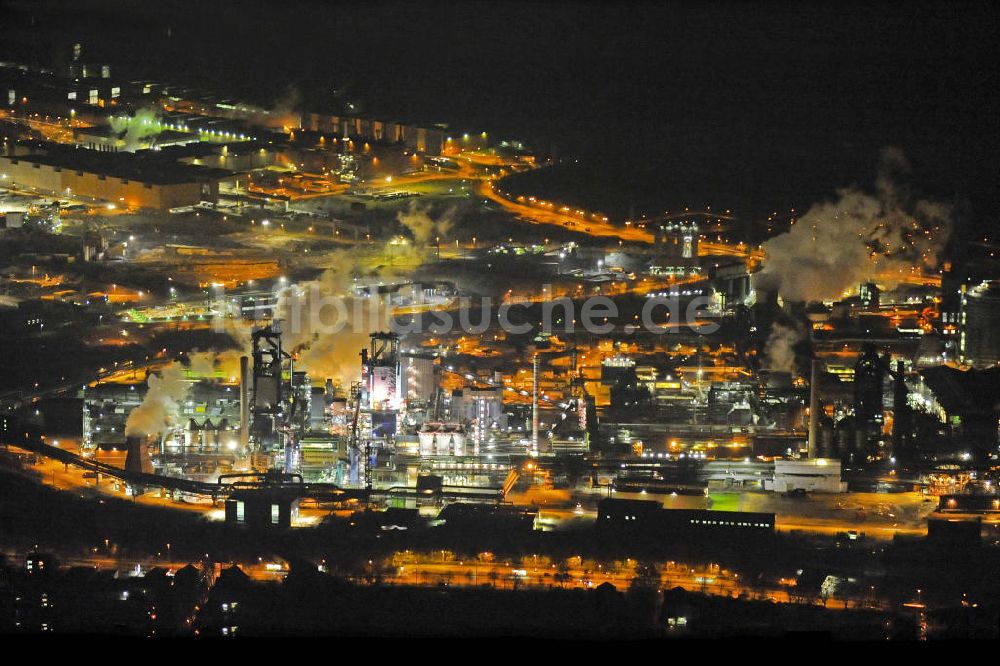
[2,0,997,222]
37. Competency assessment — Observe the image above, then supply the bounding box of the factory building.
[82,378,243,458]
[237,290,281,321]
[937,494,1000,514]
[939,270,965,335]
[436,502,539,533]
[765,458,847,493]
[158,141,277,172]
[853,344,886,450]
[72,124,195,153]
[1,142,233,210]
[601,355,637,385]
[299,111,449,155]
[915,366,1000,461]
[926,517,982,549]
[959,280,1000,368]
[449,385,507,444]
[225,490,299,529]
[711,260,753,309]
[401,353,436,405]
[596,499,775,536]
[858,281,881,310]
[707,382,757,426]
[174,86,464,157]
[651,221,700,277]
[417,423,467,457]
[82,384,144,451]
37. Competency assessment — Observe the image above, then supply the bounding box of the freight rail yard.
[2,15,1000,639]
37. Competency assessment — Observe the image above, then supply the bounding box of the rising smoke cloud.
[278,272,372,384]
[187,352,218,377]
[762,321,804,373]
[271,84,303,129]
[396,201,456,246]
[186,350,247,381]
[109,106,162,151]
[754,148,952,303]
[271,248,403,386]
[205,266,369,386]
[124,363,190,437]
[210,234,432,387]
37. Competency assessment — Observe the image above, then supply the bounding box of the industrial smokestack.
[239,355,250,450]
[807,358,821,458]
[124,435,154,475]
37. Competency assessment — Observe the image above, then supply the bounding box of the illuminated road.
[480,179,654,242]
[380,555,874,610]
[700,240,763,262]
[13,444,335,526]
[14,445,215,513]
[517,485,938,540]
[480,178,768,267]
[875,269,943,288]
[0,541,881,611]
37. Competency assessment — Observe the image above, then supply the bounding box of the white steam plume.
[754,148,952,302]
[273,251,398,386]
[396,201,455,246]
[109,107,162,151]
[762,321,804,373]
[124,363,190,437]
[187,352,218,377]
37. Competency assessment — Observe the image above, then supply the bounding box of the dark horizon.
[2,0,997,223]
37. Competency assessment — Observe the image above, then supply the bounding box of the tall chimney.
[239,355,250,450]
[807,358,821,458]
[124,435,154,475]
